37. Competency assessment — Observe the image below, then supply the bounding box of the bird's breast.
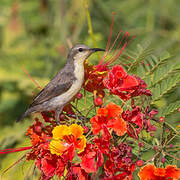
[48,61,85,108]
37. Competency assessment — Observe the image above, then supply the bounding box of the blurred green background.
[0,0,180,179]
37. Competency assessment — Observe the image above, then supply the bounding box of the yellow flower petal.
[69,124,84,139]
[52,125,70,139]
[76,135,86,154]
[49,139,70,156]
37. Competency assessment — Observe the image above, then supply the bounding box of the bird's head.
[67,44,104,63]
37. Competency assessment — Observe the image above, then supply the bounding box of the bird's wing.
[30,70,76,107]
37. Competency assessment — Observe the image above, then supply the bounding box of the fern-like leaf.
[152,62,180,86]
[158,100,180,117]
[127,44,154,72]
[136,51,170,79]
[151,74,180,102]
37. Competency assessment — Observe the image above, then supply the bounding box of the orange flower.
[106,102,123,117]
[138,164,180,180]
[49,124,86,156]
[90,102,127,137]
[97,108,108,117]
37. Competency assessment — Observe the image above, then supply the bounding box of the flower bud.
[94,97,103,106]
[169,144,173,148]
[149,109,158,116]
[76,93,83,99]
[159,117,165,123]
[34,126,42,133]
[60,114,65,120]
[138,142,144,147]
[161,157,166,163]
[153,146,158,151]
[83,126,89,133]
[136,160,144,167]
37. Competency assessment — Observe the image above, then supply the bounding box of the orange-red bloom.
[103,65,151,100]
[49,124,86,157]
[138,164,180,180]
[90,102,127,137]
[84,61,108,97]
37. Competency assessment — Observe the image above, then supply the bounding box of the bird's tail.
[16,108,33,122]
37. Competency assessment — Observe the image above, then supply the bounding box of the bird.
[16,44,104,124]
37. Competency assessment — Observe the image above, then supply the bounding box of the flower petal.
[97,108,108,117]
[70,124,84,139]
[76,135,87,154]
[49,139,70,156]
[165,165,180,180]
[106,102,123,118]
[112,117,127,136]
[52,125,70,139]
[119,75,139,90]
[138,164,158,180]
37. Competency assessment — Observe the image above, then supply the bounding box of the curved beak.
[90,48,105,52]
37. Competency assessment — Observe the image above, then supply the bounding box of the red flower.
[90,102,127,137]
[103,143,135,180]
[36,152,65,178]
[66,164,92,180]
[138,164,180,180]
[26,119,52,147]
[79,144,104,173]
[93,137,110,156]
[26,120,66,179]
[84,61,108,97]
[122,106,157,139]
[122,106,144,139]
[103,65,152,100]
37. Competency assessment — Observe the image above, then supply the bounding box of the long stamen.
[99,12,116,65]
[102,30,122,63]
[105,12,116,52]
[0,146,32,154]
[107,30,122,54]
[105,30,125,63]
[1,155,26,177]
[107,32,129,65]
[21,66,42,90]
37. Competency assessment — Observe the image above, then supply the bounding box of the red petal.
[165,165,180,179]
[80,152,96,173]
[96,150,104,168]
[112,65,127,78]
[41,158,57,177]
[56,159,65,177]
[119,75,139,90]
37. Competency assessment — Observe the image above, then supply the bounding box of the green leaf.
[151,74,180,102]
[160,51,170,61]
[158,100,180,117]
[152,61,180,86]
[128,44,153,72]
[136,52,171,80]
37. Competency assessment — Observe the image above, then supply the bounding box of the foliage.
[0,0,180,179]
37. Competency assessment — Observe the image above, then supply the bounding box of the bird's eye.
[78,48,83,52]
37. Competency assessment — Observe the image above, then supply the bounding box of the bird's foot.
[55,107,63,125]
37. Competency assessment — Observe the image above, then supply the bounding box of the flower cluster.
[1,25,180,179]
[13,58,178,179]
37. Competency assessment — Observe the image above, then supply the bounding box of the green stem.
[83,0,96,47]
[83,0,100,59]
